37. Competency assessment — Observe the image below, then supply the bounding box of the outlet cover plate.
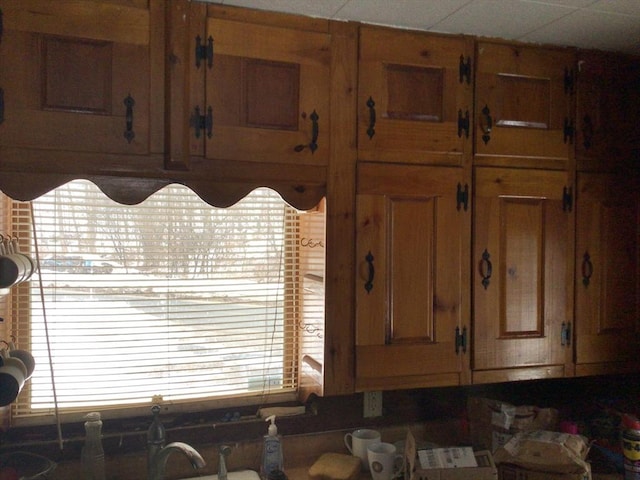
[363,391,383,418]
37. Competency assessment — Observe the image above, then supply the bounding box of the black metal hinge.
[456,183,469,211]
[564,67,574,95]
[458,109,470,138]
[562,186,573,212]
[563,117,574,144]
[192,106,213,139]
[455,326,467,354]
[195,35,214,69]
[561,322,572,346]
[459,55,472,84]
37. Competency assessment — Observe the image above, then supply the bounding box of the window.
[2,181,325,422]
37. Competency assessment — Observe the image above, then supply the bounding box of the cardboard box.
[467,397,559,452]
[404,430,498,480]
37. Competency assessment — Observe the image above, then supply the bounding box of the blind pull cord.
[30,202,64,450]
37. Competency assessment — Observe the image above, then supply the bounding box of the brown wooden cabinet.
[188,5,331,167]
[472,167,574,383]
[357,26,474,167]
[576,50,640,173]
[474,41,575,170]
[0,0,164,177]
[574,172,640,375]
[355,162,471,390]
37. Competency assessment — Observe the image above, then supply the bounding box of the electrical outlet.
[363,391,383,418]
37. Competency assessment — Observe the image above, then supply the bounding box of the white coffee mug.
[367,442,404,480]
[9,349,35,380]
[0,255,24,288]
[0,356,26,406]
[344,428,381,471]
[0,251,34,287]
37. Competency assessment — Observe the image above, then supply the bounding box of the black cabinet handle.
[364,251,375,294]
[582,252,593,286]
[480,249,492,289]
[123,94,135,143]
[294,110,319,153]
[480,105,492,144]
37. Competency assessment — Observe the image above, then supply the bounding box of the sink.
[181,469,261,480]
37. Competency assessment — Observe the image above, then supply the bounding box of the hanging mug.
[0,349,27,406]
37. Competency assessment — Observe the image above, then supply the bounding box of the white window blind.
[4,180,325,419]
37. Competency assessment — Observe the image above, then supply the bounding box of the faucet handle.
[218,445,232,480]
[147,404,166,445]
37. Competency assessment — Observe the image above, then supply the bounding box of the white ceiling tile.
[199,0,640,55]
[524,0,596,6]
[522,8,640,53]
[588,0,640,16]
[334,0,472,29]
[431,0,575,40]
[202,0,349,18]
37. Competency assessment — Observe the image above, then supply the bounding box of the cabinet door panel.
[575,173,640,366]
[0,0,151,155]
[475,42,574,168]
[473,168,571,372]
[358,27,473,166]
[205,18,331,165]
[356,163,469,388]
[576,51,640,172]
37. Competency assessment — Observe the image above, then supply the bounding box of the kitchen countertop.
[286,466,623,480]
[287,466,623,480]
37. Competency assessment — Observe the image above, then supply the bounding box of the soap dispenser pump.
[261,415,283,479]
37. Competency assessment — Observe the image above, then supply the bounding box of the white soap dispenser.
[261,415,283,479]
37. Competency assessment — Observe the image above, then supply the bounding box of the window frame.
[2,183,326,425]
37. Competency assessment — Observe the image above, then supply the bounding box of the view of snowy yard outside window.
[5,180,325,416]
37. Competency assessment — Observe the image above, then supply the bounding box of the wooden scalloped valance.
[0,152,327,211]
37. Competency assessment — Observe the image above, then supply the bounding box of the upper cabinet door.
[201,17,331,166]
[575,173,640,373]
[474,42,575,169]
[576,50,640,173]
[355,163,471,390]
[357,27,474,167]
[472,167,573,383]
[0,0,158,156]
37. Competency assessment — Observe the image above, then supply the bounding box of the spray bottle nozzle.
[266,415,278,436]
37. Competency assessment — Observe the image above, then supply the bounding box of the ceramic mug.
[9,349,35,380]
[344,428,381,471]
[0,254,25,288]
[0,355,26,406]
[367,442,404,480]
[0,252,34,287]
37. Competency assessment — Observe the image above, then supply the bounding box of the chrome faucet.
[148,441,206,480]
[147,405,206,480]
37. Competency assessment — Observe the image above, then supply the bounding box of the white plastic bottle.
[81,412,106,480]
[261,415,283,479]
